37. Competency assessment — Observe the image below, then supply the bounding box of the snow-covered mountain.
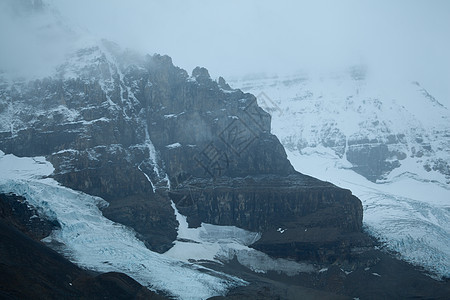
[231,71,450,278]
[1,1,449,299]
[0,37,363,299]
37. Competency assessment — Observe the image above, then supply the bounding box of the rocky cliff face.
[0,42,363,260]
[170,175,363,262]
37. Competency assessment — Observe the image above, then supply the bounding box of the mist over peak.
[1,0,449,106]
[2,0,45,16]
[0,0,86,80]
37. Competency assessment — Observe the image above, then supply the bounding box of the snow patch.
[166,142,182,149]
[277,228,286,234]
[166,202,315,276]
[137,163,155,193]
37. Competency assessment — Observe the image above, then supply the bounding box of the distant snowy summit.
[231,70,450,279]
[232,70,450,185]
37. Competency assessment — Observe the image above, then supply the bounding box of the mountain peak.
[192,66,210,79]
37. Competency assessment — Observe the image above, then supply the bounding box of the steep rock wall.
[0,44,363,260]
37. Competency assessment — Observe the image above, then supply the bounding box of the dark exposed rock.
[0,193,59,241]
[170,174,363,262]
[346,142,400,182]
[346,135,407,181]
[0,224,166,300]
[218,76,232,90]
[0,193,167,300]
[0,45,362,261]
[170,175,362,231]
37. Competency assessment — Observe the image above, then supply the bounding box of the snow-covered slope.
[231,72,450,278]
[233,72,449,183]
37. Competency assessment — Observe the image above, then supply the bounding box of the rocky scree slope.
[0,43,362,261]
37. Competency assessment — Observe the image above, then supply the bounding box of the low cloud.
[1,0,449,104]
[0,0,82,78]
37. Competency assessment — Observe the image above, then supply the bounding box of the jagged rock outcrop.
[0,43,363,261]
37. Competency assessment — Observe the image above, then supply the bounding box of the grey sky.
[1,0,449,104]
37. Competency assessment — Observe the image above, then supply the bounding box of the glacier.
[286,149,450,279]
[0,149,317,299]
[232,73,450,278]
[0,150,246,299]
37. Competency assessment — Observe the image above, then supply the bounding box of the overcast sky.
[1,0,449,104]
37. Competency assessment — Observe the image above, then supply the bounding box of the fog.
[0,0,78,78]
[1,0,449,104]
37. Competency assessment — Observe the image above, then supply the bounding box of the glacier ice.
[285,147,450,279]
[0,151,246,299]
